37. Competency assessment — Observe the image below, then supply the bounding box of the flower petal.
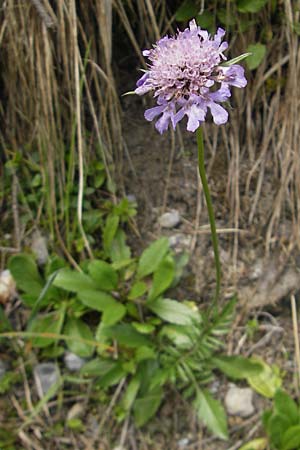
[209,102,228,125]
[220,65,247,88]
[144,105,165,122]
[186,104,206,132]
[155,111,171,134]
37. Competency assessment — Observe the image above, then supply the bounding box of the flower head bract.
[135,19,247,134]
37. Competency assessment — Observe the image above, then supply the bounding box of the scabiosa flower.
[135,19,247,134]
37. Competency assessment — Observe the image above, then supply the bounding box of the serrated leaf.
[77,289,117,312]
[212,355,263,380]
[148,256,175,301]
[175,0,198,21]
[88,260,118,291]
[246,44,266,70]
[137,238,169,279]
[53,269,96,293]
[282,425,300,450]
[63,318,94,358]
[133,387,163,427]
[194,388,228,440]
[237,0,268,13]
[148,298,200,325]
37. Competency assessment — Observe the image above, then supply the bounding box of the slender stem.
[196,127,221,308]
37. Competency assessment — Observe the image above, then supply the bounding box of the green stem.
[196,127,221,309]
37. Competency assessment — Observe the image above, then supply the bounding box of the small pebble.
[34,363,60,397]
[64,352,86,372]
[177,437,190,448]
[169,233,191,250]
[225,384,255,418]
[0,270,16,304]
[31,231,49,265]
[0,360,7,379]
[158,210,181,228]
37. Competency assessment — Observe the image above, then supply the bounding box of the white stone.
[158,210,181,228]
[177,437,190,448]
[34,363,60,397]
[225,384,255,418]
[169,233,191,250]
[0,270,16,304]
[64,352,86,372]
[31,231,48,265]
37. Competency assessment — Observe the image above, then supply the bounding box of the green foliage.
[246,43,267,70]
[5,232,263,438]
[240,389,300,450]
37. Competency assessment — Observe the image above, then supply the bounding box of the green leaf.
[103,214,119,256]
[137,238,169,279]
[267,413,290,449]
[247,360,282,398]
[246,44,266,70]
[110,229,131,263]
[148,298,200,325]
[63,318,94,357]
[77,289,117,312]
[217,9,236,26]
[8,254,43,301]
[237,0,268,13]
[148,256,175,301]
[135,346,156,362]
[27,311,64,347]
[121,376,141,413]
[96,363,126,388]
[80,358,118,377]
[102,302,126,325]
[194,388,228,440]
[132,322,155,334]
[175,0,198,21]
[88,260,118,291]
[102,324,151,348]
[128,281,148,300]
[274,390,299,425]
[53,269,96,293]
[282,425,300,450]
[133,387,163,427]
[160,324,196,349]
[212,355,263,380]
[196,11,214,32]
[238,438,268,450]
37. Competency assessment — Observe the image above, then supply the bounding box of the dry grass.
[0,0,299,262]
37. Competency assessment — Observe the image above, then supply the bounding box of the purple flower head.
[135,20,247,134]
